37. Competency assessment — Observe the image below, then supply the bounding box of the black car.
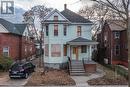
[9,62,35,79]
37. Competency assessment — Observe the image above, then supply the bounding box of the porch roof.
[67,37,98,45]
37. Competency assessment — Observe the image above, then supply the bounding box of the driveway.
[0,72,29,86]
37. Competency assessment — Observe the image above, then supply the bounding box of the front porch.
[66,37,98,61]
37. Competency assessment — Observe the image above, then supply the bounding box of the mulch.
[87,64,128,85]
[87,76,128,85]
[25,68,76,86]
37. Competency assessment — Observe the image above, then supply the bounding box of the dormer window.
[54,16,58,21]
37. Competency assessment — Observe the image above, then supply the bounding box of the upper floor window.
[3,47,9,57]
[54,24,58,36]
[114,31,120,39]
[46,25,49,36]
[54,16,58,21]
[77,26,81,36]
[64,25,67,36]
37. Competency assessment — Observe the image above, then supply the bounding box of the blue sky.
[14,0,93,12]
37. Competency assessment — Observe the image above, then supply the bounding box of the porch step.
[70,72,87,76]
[69,60,86,76]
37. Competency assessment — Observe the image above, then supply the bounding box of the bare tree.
[81,0,130,86]
[23,5,52,71]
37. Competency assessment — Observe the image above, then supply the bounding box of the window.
[114,31,120,39]
[64,45,67,56]
[54,24,58,36]
[81,45,87,53]
[115,45,120,56]
[45,44,49,56]
[54,16,58,21]
[46,25,49,36]
[51,44,61,57]
[64,25,67,36]
[3,47,9,56]
[77,26,81,36]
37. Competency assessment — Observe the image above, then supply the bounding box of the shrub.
[0,56,13,71]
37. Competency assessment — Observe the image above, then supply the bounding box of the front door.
[72,47,78,60]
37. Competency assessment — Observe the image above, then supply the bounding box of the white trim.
[67,42,98,45]
[3,46,9,57]
[0,24,9,33]
[43,9,70,22]
[70,23,93,25]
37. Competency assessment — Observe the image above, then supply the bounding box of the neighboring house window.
[114,31,120,39]
[115,45,120,56]
[64,25,67,36]
[45,44,49,56]
[77,26,81,36]
[81,45,87,53]
[51,44,61,57]
[54,24,58,36]
[46,25,49,36]
[54,16,58,21]
[64,45,67,56]
[3,47,9,56]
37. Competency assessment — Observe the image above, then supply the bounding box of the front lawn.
[25,68,76,86]
[87,64,128,85]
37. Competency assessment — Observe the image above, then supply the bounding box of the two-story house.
[97,20,128,67]
[43,4,98,69]
[0,18,36,61]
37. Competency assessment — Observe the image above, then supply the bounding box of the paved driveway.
[0,72,29,86]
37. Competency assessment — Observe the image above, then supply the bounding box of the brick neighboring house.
[97,20,128,67]
[0,18,36,61]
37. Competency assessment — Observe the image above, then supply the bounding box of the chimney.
[64,4,67,10]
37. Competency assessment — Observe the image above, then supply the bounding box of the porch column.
[89,45,92,60]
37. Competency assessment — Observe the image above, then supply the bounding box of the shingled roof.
[0,18,27,35]
[15,24,27,35]
[68,37,95,42]
[61,9,92,23]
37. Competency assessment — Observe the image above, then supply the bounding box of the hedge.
[0,56,13,71]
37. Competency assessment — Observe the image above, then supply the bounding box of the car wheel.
[24,73,28,79]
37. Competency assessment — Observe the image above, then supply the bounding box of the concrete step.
[70,73,87,76]
[70,70,85,73]
[70,68,84,71]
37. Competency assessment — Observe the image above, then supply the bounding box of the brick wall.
[0,33,36,61]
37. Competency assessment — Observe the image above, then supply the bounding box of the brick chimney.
[64,4,67,10]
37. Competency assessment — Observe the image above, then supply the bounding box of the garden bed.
[87,64,128,85]
[25,68,75,86]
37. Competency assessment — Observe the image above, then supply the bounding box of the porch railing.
[67,56,71,75]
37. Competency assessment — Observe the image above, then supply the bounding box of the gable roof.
[44,9,69,22]
[68,37,95,42]
[67,37,98,45]
[61,9,92,23]
[105,20,126,31]
[14,24,27,35]
[0,18,27,35]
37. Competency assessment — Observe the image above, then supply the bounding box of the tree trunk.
[128,16,130,87]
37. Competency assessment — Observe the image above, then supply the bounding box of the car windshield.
[11,64,23,71]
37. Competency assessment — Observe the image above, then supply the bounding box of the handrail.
[82,58,85,70]
[67,56,71,75]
